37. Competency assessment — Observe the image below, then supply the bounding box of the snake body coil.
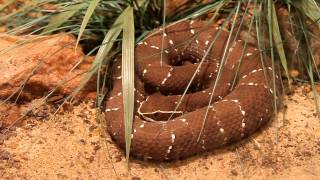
[105,21,277,161]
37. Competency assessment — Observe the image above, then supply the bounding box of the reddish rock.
[0,33,96,129]
[0,33,96,102]
[0,103,20,129]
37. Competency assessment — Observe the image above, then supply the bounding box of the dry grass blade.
[0,0,41,22]
[121,6,135,170]
[172,0,227,22]
[0,0,16,11]
[298,16,320,115]
[168,0,229,121]
[198,1,242,141]
[307,59,320,116]
[231,0,255,90]
[76,0,101,48]
[7,15,50,35]
[43,2,85,33]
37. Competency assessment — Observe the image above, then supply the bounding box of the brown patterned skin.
[105,21,278,161]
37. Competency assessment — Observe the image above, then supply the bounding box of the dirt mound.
[0,86,319,179]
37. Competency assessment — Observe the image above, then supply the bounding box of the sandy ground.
[0,85,319,180]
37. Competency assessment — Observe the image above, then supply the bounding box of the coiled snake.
[105,21,278,161]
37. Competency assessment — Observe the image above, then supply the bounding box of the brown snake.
[105,21,279,161]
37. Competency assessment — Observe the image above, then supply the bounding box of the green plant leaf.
[121,6,135,170]
[76,0,101,48]
[68,5,125,103]
[271,2,291,87]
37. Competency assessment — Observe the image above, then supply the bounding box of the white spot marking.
[171,134,176,143]
[151,45,159,49]
[167,145,173,154]
[143,69,147,76]
[269,89,274,94]
[220,128,225,133]
[161,78,168,85]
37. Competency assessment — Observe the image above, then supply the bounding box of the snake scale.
[105,21,279,161]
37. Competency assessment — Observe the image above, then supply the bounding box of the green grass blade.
[121,6,135,170]
[68,7,125,102]
[198,0,241,141]
[292,0,320,24]
[76,0,101,48]
[43,2,85,33]
[267,0,279,143]
[271,2,291,88]
[160,0,166,66]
